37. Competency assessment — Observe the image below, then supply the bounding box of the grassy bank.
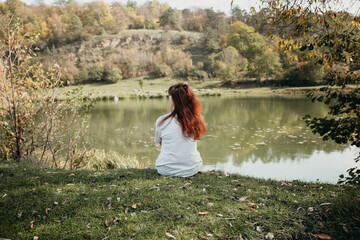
[0,161,359,239]
[56,78,326,101]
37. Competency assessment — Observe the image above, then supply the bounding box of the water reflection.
[85,97,356,183]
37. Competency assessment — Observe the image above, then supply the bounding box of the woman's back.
[154,83,206,177]
[155,114,202,177]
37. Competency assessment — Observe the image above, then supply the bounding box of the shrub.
[103,63,123,83]
[191,70,208,81]
[153,46,194,77]
[205,47,247,81]
[120,61,139,79]
[152,63,172,78]
[282,60,325,86]
[74,68,89,83]
[88,64,104,81]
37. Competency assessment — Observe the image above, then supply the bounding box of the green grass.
[0,161,359,239]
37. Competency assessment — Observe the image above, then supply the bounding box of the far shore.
[55,78,330,101]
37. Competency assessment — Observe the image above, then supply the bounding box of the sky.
[14,0,262,14]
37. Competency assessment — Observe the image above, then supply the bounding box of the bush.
[88,64,104,82]
[152,63,172,78]
[120,61,139,79]
[106,67,123,83]
[74,68,89,83]
[153,46,194,77]
[205,47,247,81]
[103,63,123,83]
[282,60,325,86]
[191,70,208,81]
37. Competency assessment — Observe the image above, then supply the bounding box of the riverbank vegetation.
[0,161,359,239]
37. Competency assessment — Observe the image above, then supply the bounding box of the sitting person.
[154,83,207,177]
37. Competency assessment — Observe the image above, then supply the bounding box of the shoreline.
[55,79,327,101]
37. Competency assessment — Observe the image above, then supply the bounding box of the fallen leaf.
[131,204,137,209]
[30,188,36,192]
[45,208,48,215]
[311,233,331,239]
[308,207,314,212]
[165,232,176,239]
[104,219,109,227]
[2,193,7,198]
[265,232,274,240]
[310,191,317,195]
[239,196,248,202]
[236,183,243,187]
[69,173,75,176]
[247,203,256,208]
[206,197,211,201]
[30,220,34,229]
[319,202,331,206]
[207,203,214,207]
[281,181,292,188]
[54,201,58,205]
[224,218,236,220]
[67,183,74,186]
[198,211,210,215]
[143,197,149,201]
[33,237,39,240]
[205,232,213,237]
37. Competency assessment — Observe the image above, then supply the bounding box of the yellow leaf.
[131,204,137,209]
[239,196,248,202]
[198,211,210,215]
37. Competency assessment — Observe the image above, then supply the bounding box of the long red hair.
[159,83,206,140]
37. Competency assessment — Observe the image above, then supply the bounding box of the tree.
[227,21,265,61]
[258,0,360,184]
[248,48,283,81]
[0,17,94,168]
[205,46,247,81]
[159,7,177,29]
[5,0,23,14]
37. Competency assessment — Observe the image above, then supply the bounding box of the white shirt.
[154,113,202,177]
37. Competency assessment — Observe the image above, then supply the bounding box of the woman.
[154,83,207,177]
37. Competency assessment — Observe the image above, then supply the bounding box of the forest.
[1,0,357,87]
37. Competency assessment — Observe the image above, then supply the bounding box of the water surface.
[85,97,357,183]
